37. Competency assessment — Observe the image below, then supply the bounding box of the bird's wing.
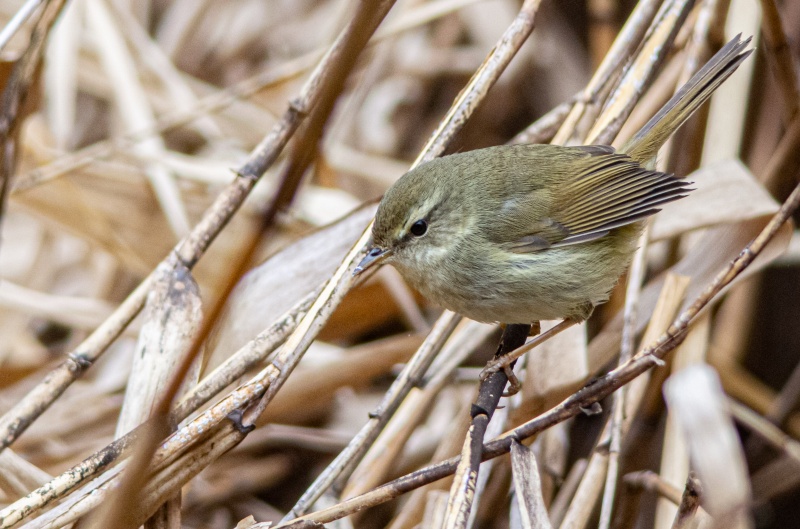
[506,146,691,253]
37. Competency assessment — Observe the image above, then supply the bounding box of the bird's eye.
[410,219,428,237]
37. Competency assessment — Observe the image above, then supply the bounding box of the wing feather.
[507,146,691,253]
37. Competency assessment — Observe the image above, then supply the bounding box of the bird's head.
[354,159,466,276]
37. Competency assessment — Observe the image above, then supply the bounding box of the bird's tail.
[623,35,752,164]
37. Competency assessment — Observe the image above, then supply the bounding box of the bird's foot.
[479,357,521,396]
[480,354,511,381]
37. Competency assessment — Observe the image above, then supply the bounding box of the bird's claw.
[502,366,521,396]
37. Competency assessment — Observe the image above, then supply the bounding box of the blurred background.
[0,1,799,528]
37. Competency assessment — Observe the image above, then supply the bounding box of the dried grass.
[1,1,799,529]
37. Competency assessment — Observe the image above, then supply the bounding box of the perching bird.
[355,36,752,326]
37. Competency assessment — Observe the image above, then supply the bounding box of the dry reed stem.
[628,14,721,525]
[0,0,45,52]
[442,324,529,529]
[658,0,725,176]
[0,283,385,527]
[106,1,223,142]
[548,459,589,527]
[273,174,800,528]
[663,365,751,527]
[729,400,800,465]
[109,2,398,524]
[109,261,202,529]
[510,100,573,145]
[386,401,473,529]
[509,440,553,529]
[341,321,495,500]
[558,440,609,529]
[0,2,398,526]
[273,0,549,522]
[0,3,790,528]
[77,0,550,515]
[43,0,79,150]
[654,314,711,529]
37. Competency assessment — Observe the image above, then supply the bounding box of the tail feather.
[623,35,753,164]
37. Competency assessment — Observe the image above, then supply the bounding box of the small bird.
[354,37,751,327]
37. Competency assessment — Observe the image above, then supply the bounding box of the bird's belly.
[396,241,633,324]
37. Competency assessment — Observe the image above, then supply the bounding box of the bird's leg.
[499,321,543,395]
[480,319,578,384]
[476,323,531,402]
[498,322,539,395]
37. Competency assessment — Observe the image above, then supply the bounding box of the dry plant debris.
[0,1,799,529]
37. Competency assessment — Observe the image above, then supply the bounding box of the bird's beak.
[354,247,392,276]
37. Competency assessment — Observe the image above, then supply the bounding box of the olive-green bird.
[355,36,752,325]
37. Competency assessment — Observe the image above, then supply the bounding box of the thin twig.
[415,0,544,164]
[730,399,800,466]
